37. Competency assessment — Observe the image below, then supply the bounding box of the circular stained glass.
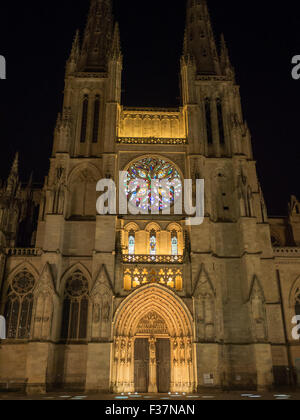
[125,157,182,212]
[12,270,35,294]
[65,271,89,298]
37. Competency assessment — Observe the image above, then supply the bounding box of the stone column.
[111,337,119,392]
[128,338,135,392]
[148,337,158,393]
[171,337,179,392]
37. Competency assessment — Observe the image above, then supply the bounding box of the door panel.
[134,338,149,392]
[156,338,171,393]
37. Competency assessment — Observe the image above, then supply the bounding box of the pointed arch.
[145,222,161,233]
[166,222,182,233]
[111,284,196,394]
[248,276,268,342]
[68,162,101,184]
[59,262,92,296]
[114,283,193,338]
[124,222,140,232]
[67,163,101,218]
[4,265,37,339]
[193,265,216,342]
[3,262,39,298]
[289,276,300,309]
[60,266,90,341]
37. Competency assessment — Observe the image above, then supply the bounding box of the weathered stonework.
[0,0,300,394]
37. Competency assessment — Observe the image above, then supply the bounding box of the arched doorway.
[111,284,195,394]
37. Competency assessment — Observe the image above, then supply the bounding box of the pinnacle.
[10,152,19,176]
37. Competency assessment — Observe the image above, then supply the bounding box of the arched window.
[4,269,35,339]
[61,271,89,341]
[80,95,89,143]
[92,95,100,143]
[69,167,98,218]
[205,98,213,144]
[150,230,157,255]
[217,98,225,145]
[128,230,135,255]
[171,230,178,256]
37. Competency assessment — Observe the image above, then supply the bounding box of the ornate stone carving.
[136,312,168,335]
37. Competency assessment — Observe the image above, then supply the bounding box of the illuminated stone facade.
[1,0,300,394]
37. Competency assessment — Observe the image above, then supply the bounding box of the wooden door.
[134,338,149,392]
[156,338,171,393]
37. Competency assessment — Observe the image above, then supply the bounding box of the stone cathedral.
[1,0,300,395]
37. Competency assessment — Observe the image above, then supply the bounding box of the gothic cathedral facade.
[1,0,300,394]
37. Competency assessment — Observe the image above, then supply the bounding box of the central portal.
[134,337,171,393]
[111,284,195,394]
[134,312,171,393]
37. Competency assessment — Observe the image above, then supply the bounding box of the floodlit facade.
[1,0,300,394]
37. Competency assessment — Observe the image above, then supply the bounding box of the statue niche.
[91,291,112,340]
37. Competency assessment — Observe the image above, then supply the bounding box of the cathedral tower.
[0,0,298,394]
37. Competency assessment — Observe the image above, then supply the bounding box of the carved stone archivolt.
[111,284,195,393]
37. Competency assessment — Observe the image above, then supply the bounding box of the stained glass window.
[125,157,182,212]
[61,270,89,341]
[150,230,157,255]
[4,270,35,339]
[171,231,178,256]
[128,231,135,255]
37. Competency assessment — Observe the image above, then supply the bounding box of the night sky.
[0,0,300,216]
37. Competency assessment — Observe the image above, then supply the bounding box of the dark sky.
[0,0,300,216]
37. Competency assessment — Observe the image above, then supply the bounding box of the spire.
[9,152,19,179]
[78,0,114,72]
[110,22,122,60]
[6,152,19,195]
[66,30,80,74]
[26,172,33,190]
[184,0,221,75]
[25,172,34,201]
[220,34,235,80]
